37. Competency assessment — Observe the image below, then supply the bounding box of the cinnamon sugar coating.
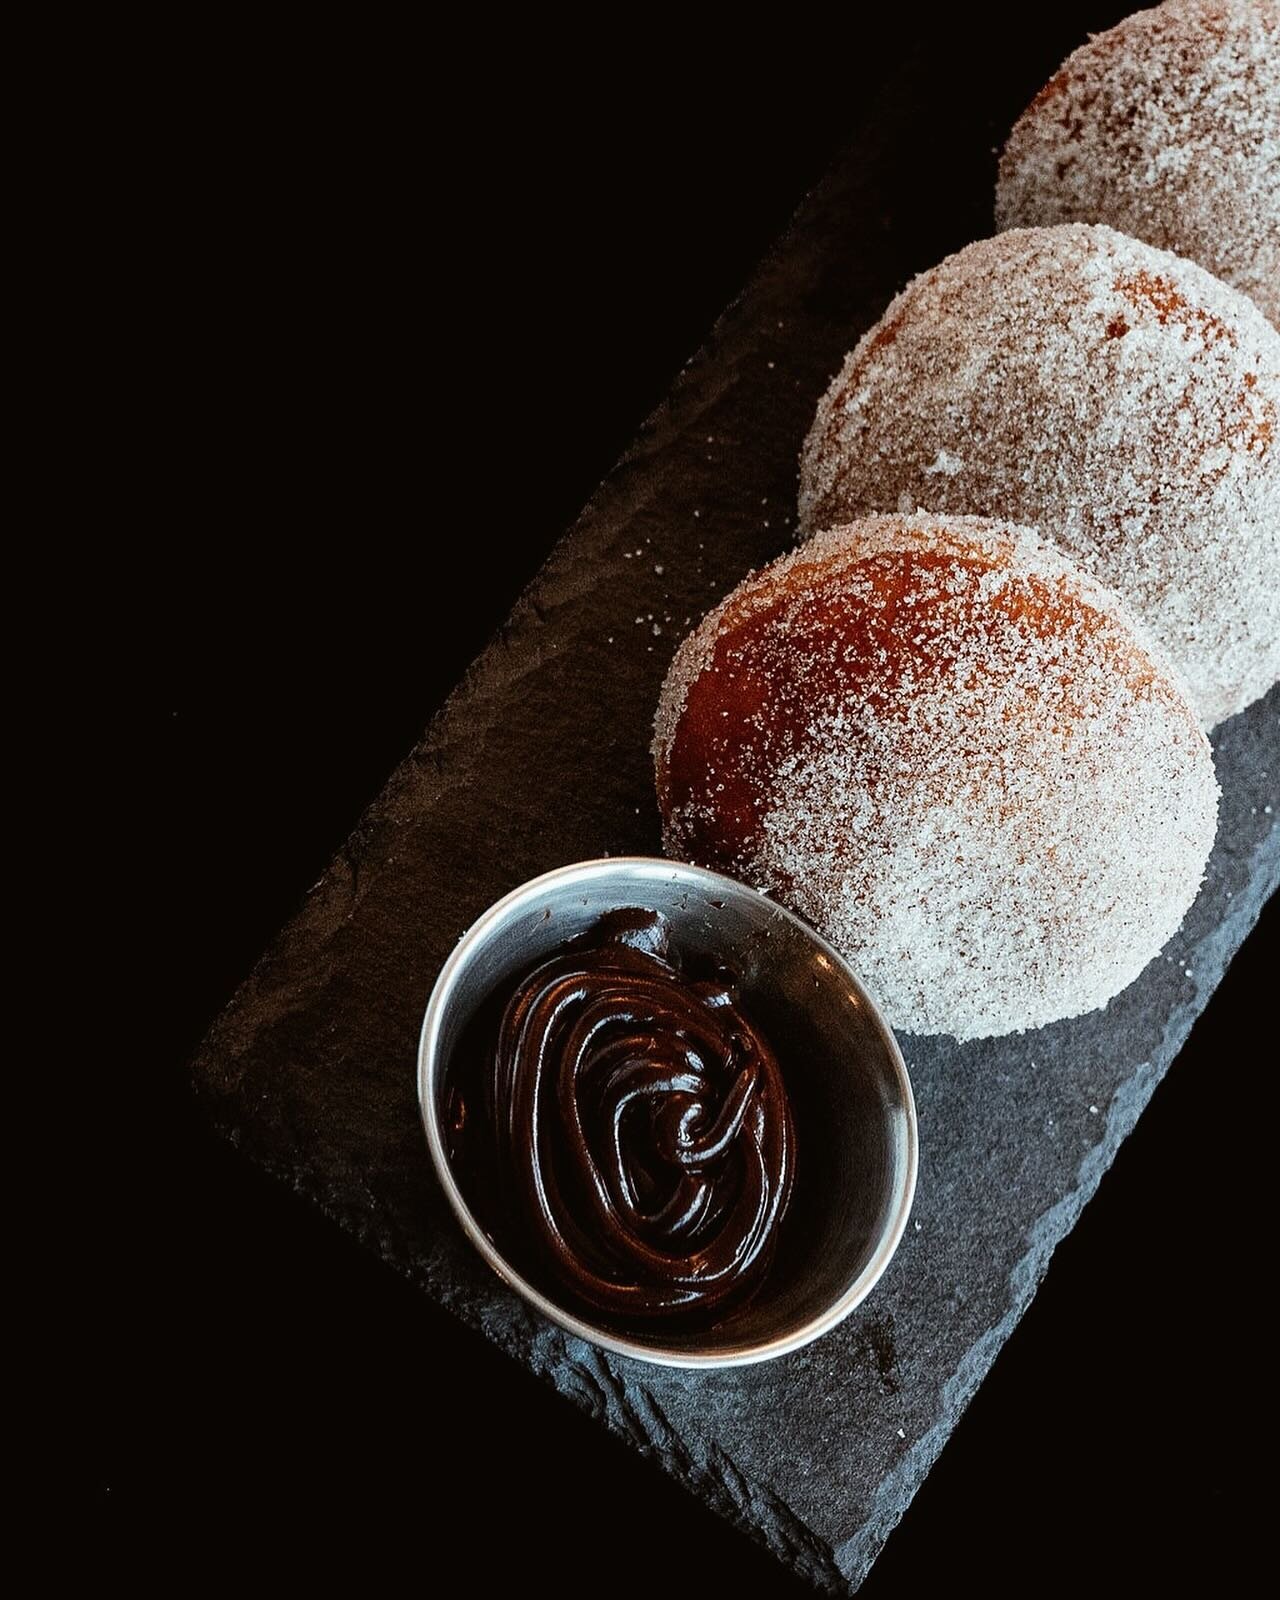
[799,225,1280,727]
[997,0,1279,325]
[654,515,1219,1040]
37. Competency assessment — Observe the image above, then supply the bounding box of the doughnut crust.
[653,514,1219,1040]
[996,0,1280,326]
[798,224,1280,728]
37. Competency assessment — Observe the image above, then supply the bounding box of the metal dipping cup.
[418,857,917,1368]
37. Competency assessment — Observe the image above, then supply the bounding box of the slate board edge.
[189,119,891,1599]
[833,836,1279,1585]
[199,828,1278,1596]
[188,84,883,1119]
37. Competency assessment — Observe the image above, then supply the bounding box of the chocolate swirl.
[453,909,796,1328]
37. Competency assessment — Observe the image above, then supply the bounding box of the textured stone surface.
[190,44,1280,1595]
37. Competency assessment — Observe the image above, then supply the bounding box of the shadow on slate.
[190,38,1280,1597]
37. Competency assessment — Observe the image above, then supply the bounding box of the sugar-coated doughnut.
[798,224,1280,728]
[997,0,1279,326]
[653,514,1219,1040]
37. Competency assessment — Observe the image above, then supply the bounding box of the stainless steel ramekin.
[417,857,917,1368]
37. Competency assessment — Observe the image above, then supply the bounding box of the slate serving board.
[191,38,1280,1594]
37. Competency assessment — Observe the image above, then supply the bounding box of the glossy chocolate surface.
[443,909,796,1331]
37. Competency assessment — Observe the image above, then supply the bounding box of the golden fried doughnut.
[654,514,1218,1040]
[799,225,1280,727]
[997,0,1279,326]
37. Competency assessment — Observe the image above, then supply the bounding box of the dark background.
[109,8,1271,1590]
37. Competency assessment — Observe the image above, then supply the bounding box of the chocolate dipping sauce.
[442,908,797,1334]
